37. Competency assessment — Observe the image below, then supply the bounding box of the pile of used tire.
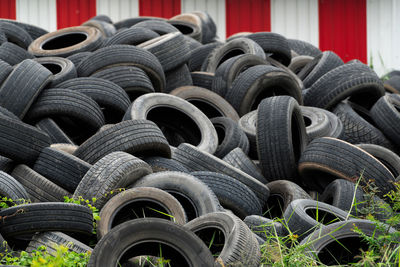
[0,10,399,267]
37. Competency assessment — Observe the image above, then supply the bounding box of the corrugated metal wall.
[367,0,400,76]
[319,0,367,63]
[0,0,15,19]
[1,0,400,75]
[270,0,318,47]
[226,0,270,38]
[182,0,226,41]
[97,0,138,23]
[139,0,180,18]
[56,0,96,29]
[16,0,56,32]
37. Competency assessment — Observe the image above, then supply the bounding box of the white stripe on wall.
[16,0,57,32]
[96,0,139,24]
[367,0,400,76]
[181,0,226,40]
[270,0,319,48]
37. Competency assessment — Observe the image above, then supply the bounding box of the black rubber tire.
[113,17,165,29]
[25,88,105,133]
[244,215,287,240]
[164,64,193,93]
[297,51,344,88]
[97,187,187,239]
[371,94,400,147]
[191,11,217,43]
[0,115,50,164]
[384,75,400,94]
[168,15,202,42]
[11,164,71,202]
[298,137,396,198]
[320,179,365,216]
[172,143,270,204]
[210,117,249,158]
[170,85,240,122]
[73,151,152,209]
[0,21,32,49]
[245,32,291,66]
[185,211,261,267]
[0,42,34,66]
[0,59,12,86]
[77,44,165,93]
[238,110,258,158]
[0,202,93,238]
[73,120,171,164]
[132,20,179,35]
[283,199,351,239]
[257,96,308,181]
[28,26,103,58]
[300,219,397,265]
[102,27,159,47]
[33,147,91,192]
[0,19,48,40]
[191,171,261,219]
[265,180,311,219]
[55,77,131,122]
[288,39,322,57]
[288,55,314,74]
[90,66,154,101]
[188,42,222,72]
[190,71,214,90]
[0,171,30,202]
[357,143,400,177]
[133,171,221,221]
[0,156,15,174]
[88,218,214,267]
[203,37,265,73]
[143,156,188,173]
[333,101,393,148]
[226,65,303,116]
[35,118,74,145]
[304,63,385,110]
[124,93,218,154]
[66,51,92,67]
[213,54,269,97]
[222,147,267,183]
[301,106,344,142]
[0,59,52,119]
[81,19,116,37]
[27,231,92,256]
[138,32,190,72]
[33,57,77,87]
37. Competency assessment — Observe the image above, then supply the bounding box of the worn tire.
[11,164,70,202]
[185,211,261,267]
[33,57,77,87]
[73,120,171,164]
[73,152,152,209]
[257,96,308,181]
[28,26,103,57]
[88,218,214,267]
[192,171,262,219]
[97,187,187,239]
[124,93,218,154]
[298,137,396,198]
[226,65,303,116]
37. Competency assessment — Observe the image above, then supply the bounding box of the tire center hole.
[305,208,342,225]
[42,32,88,50]
[42,63,62,75]
[193,227,225,258]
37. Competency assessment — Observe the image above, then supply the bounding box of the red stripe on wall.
[139,0,181,19]
[319,0,367,63]
[0,0,16,19]
[226,0,271,38]
[57,0,96,29]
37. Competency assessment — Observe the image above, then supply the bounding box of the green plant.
[0,244,90,266]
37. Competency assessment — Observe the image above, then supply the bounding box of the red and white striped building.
[0,0,399,76]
